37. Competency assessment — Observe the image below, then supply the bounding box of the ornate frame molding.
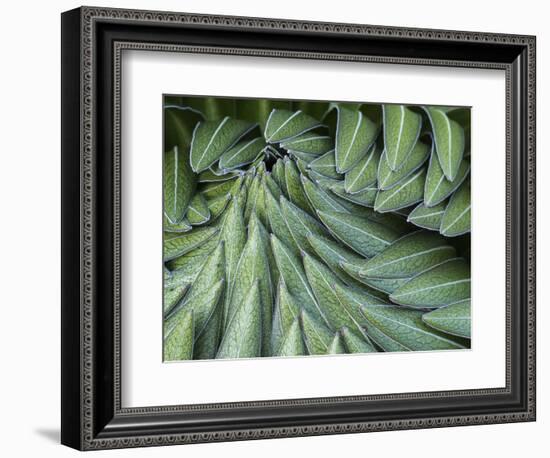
[61,6,536,450]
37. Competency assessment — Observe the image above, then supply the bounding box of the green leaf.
[271,280,300,353]
[294,158,310,176]
[333,281,387,312]
[363,322,410,352]
[294,100,331,120]
[163,227,219,261]
[164,146,196,224]
[329,182,377,208]
[206,193,232,221]
[327,333,346,354]
[264,173,282,201]
[367,211,413,236]
[344,142,381,193]
[378,140,430,190]
[407,201,448,231]
[316,210,399,258]
[308,150,342,180]
[440,179,471,236]
[232,177,249,210]
[226,218,272,355]
[164,309,194,361]
[422,299,471,338]
[198,167,240,183]
[217,281,262,359]
[165,242,225,330]
[280,197,326,255]
[359,231,456,279]
[306,233,361,279]
[424,107,465,181]
[362,304,465,350]
[186,193,211,225]
[219,199,247,325]
[270,235,325,325]
[236,99,291,130]
[250,211,280,304]
[305,233,383,298]
[339,260,409,294]
[164,214,192,233]
[383,105,422,171]
[264,186,298,253]
[448,107,471,150]
[190,117,256,172]
[218,137,266,171]
[300,309,334,355]
[284,158,314,215]
[301,175,348,214]
[166,234,219,274]
[303,254,370,339]
[163,282,189,316]
[244,175,262,224]
[166,278,225,357]
[193,299,223,360]
[424,155,470,207]
[281,132,334,156]
[265,109,322,143]
[277,319,306,356]
[341,326,377,353]
[335,106,379,173]
[253,177,270,228]
[390,258,470,308]
[308,171,341,189]
[374,167,426,213]
[199,175,240,200]
[271,158,288,196]
[164,105,204,150]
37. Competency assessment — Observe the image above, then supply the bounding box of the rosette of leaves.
[163,96,471,361]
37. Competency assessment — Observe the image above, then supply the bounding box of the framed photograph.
[61,6,536,450]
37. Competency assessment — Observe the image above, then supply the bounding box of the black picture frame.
[61,6,536,450]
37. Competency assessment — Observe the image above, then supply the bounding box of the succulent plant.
[163,96,471,361]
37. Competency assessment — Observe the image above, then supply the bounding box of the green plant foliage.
[335,106,379,173]
[422,299,471,338]
[163,97,471,360]
[382,105,422,171]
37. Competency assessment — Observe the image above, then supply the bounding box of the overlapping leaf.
[217,282,262,359]
[335,106,379,172]
[344,142,381,193]
[424,107,465,181]
[190,117,256,172]
[383,105,422,171]
[265,109,321,143]
[390,258,470,308]
[440,179,471,236]
[316,210,399,257]
[164,146,196,224]
[359,231,456,279]
[422,299,471,338]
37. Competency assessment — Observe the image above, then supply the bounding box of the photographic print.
[163,96,471,361]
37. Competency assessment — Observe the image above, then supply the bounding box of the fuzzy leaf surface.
[359,231,456,279]
[190,117,256,172]
[422,299,471,338]
[335,106,379,173]
[390,258,470,308]
[316,210,399,257]
[425,107,465,181]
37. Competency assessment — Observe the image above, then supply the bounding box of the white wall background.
[0,0,545,456]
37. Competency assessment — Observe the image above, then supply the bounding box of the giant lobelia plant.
[163,96,471,361]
